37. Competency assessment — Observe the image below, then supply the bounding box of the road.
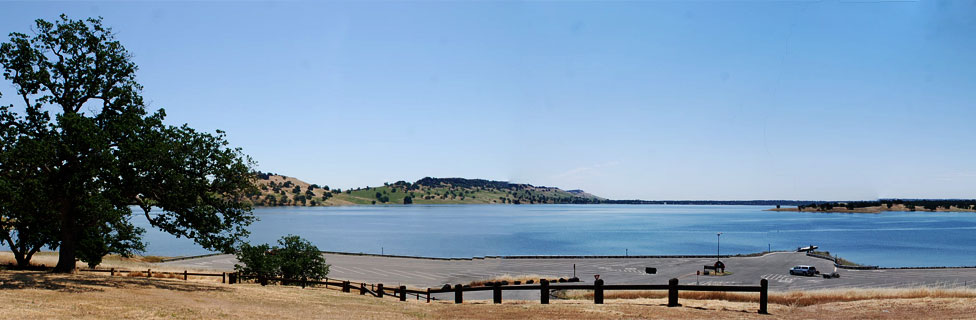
[160,252,976,300]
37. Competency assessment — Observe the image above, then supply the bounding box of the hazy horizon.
[2,1,974,200]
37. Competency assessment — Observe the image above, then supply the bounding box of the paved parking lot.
[161,251,976,300]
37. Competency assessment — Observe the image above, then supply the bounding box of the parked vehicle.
[789,265,818,276]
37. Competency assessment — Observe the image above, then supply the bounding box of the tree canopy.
[0,15,256,271]
[234,235,329,284]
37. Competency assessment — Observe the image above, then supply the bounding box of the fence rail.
[72,267,228,283]
[231,273,769,314]
[417,278,768,314]
[24,264,766,314]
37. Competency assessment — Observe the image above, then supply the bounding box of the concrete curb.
[159,253,225,263]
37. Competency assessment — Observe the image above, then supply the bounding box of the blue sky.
[2,1,975,200]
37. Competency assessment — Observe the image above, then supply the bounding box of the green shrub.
[234,235,330,284]
[234,243,277,281]
[275,235,329,280]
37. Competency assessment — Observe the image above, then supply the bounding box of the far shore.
[767,203,976,214]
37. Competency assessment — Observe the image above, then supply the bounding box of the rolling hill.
[246,173,604,207]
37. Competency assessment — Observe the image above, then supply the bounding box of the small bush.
[234,235,330,284]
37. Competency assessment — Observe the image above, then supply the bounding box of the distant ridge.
[247,174,603,207]
[248,172,972,209]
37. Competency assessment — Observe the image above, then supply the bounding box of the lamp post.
[716,232,722,262]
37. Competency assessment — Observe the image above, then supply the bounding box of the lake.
[134,204,976,268]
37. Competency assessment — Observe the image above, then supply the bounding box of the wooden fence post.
[302,277,307,289]
[360,283,367,295]
[184,270,188,281]
[426,288,431,303]
[377,284,385,298]
[399,286,407,302]
[493,283,502,304]
[110,268,115,277]
[540,279,550,304]
[147,269,152,278]
[342,281,350,293]
[324,277,329,288]
[454,284,463,304]
[222,272,226,284]
[759,279,769,314]
[668,278,679,307]
[594,279,604,304]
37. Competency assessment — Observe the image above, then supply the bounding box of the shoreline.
[162,250,772,262]
[767,207,976,214]
[150,250,976,270]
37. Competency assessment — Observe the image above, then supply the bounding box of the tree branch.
[135,197,161,229]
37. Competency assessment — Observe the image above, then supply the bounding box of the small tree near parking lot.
[234,235,329,285]
[234,243,277,283]
[276,235,329,280]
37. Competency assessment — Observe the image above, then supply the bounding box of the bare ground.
[2,270,975,319]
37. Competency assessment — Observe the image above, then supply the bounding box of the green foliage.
[0,15,255,271]
[234,243,276,280]
[234,235,329,283]
[275,235,329,280]
[403,196,413,204]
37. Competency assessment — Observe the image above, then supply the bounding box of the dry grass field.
[558,287,976,307]
[0,252,219,276]
[2,269,976,319]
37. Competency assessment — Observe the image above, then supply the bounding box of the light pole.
[716,232,722,262]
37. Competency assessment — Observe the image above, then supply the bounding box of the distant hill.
[769,199,976,213]
[246,173,604,207]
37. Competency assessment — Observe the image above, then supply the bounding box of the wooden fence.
[78,267,228,283]
[232,274,769,314]
[70,267,769,314]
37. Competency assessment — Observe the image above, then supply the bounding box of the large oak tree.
[0,15,256,272]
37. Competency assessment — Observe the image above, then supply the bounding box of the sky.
[1,1,975,201]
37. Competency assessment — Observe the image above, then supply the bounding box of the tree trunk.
[2,233,38,268]
[24,248,38,268]
[15,251,29,268]
[53,235,77,272]
[53,204,77,273]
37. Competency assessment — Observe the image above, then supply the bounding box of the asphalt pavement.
[159,251,976,300]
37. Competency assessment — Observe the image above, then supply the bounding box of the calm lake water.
[135,205,976,268]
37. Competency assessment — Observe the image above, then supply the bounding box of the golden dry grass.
[0,251,226,282]
[558,287,976,307]
[0,251,179,269]
[1,270,975,319]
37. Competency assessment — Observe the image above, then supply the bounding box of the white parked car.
[789,265,818,276]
